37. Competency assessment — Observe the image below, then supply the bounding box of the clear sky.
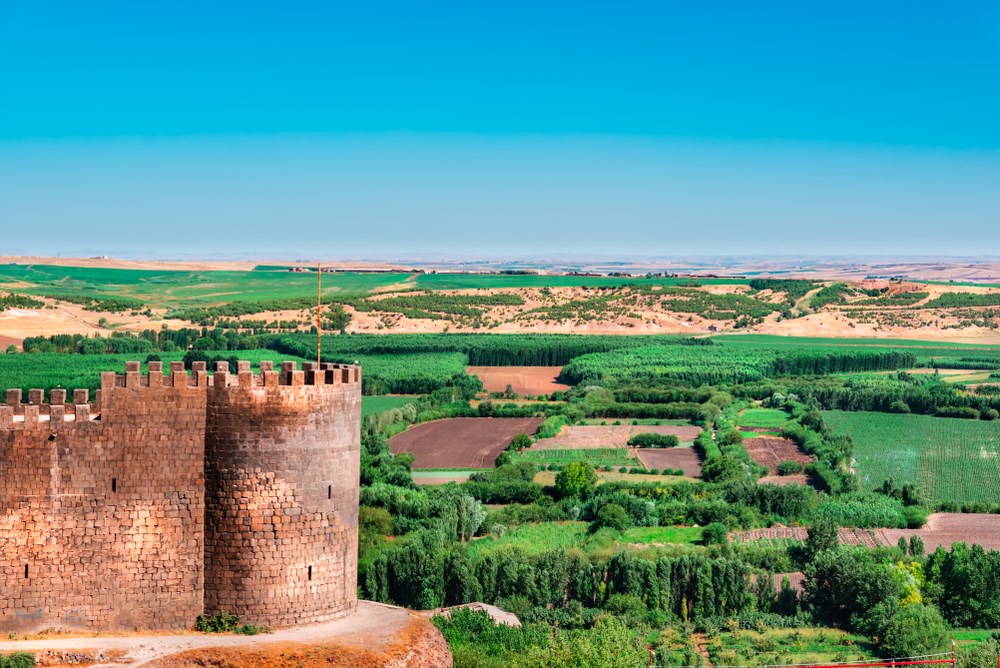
[1,1,998,257]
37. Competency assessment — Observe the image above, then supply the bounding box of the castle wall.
[204,361,361,626]
[0,359,362,632]
[0,361,207,632]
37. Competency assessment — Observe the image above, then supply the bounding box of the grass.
[738,408,790,429]
[0,349,311,392]
[516,448,640,468]
[361,395,418,418]
[707,627,877,666]
[823,410,1000,504]
[414,273,750,291]
[465,521,618,559]
[576,418,693,426]
[0,264,413,307]
[533,470,693,486]
[621,526,704,545]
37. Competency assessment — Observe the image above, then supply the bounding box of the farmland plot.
[823,411,1000,504]
[533,424,700,450]
[467,366,570,396]
[733,513,1000,551]
[388,417,543,469]
[633,448,702,477]
[744,437,811,475]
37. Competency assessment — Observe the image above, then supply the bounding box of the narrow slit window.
[327,485,332,500]
[111,478,117,493]
[308,565,313,581]
[24,563,28,579]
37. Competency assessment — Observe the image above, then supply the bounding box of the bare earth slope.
[0,601,451,668]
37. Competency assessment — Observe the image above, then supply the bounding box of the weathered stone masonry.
[0,359,361,632]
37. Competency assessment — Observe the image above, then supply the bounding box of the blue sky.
[1,1,998,257]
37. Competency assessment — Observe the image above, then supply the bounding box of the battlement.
[102,359,362,390]
[0,360,361,431]
[2,356,361,632]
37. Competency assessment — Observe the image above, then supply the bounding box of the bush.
[703,521,729,545]
[0,653,36,668]
[618,466,627,473]
[555,461,598,499]
[627,433,680,448]
[878,604,949,658]
[776,460,804,476]
[593,503,631,532]
[903,505,929,529]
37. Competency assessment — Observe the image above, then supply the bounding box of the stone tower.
[203,360,361,626]
[0,359,361,632]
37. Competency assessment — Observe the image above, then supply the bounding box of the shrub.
[593,503,631,532]
[509,433,533,450]
[0,653,36,668]
[627,433,680,448]
[618,466,627,473]
[776,460,804,476]
[878,604,949,658]
[194,611,269,635]
[702,522,729,545]
[555,461,598,499]
[649,468,659,475]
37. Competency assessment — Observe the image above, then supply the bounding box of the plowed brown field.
[389,417,544,469]
[744,437,811,474]
[633,448,703,477]
[733,513,1000,551]
[534,424,701,450]
[468,366,571,395]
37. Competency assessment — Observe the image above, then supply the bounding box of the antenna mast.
[316,263,322,368]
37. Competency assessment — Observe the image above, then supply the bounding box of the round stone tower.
[203,360,361,627]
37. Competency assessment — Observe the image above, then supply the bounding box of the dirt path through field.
[0,601,438,667]
[733,513,1000,551]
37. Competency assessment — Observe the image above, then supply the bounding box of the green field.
[0,264,413,306]
[0,349,313,393]
[517,448,640,468]
[738,407,790,428]
[413,273,749,291]
[620,526,703,545]
[361,395,418,418]
[823,410,1000,504]
[708,628,876,666]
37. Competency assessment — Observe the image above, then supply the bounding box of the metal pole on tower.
[317,263,322,368]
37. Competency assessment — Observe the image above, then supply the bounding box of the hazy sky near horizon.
[1,1,998,257]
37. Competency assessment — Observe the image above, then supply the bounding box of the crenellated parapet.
[0,360,361,431]
[1,357,361,633]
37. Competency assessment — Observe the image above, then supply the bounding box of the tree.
[804,515,840,562]
[803,548,902,627]
[703,522,729,546]
[593,503,631,533]
[555,461,597,499]
[4,344,16,354]
[908,535,925,558]
[455,495,486,542]
[878,604,949,658]
[701,456,754,484]
[509,433,533,452]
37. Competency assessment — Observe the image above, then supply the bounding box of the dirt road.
[0,601,442,667]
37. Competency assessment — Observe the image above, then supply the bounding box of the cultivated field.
[734,513,1000,551]
[467,365,570,396]
[738,407,790,429]
[388,417,544,469]
[743,437,811,475]
[532,424,701,449]
[632,448,703,477]
[823,410,1000,504]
